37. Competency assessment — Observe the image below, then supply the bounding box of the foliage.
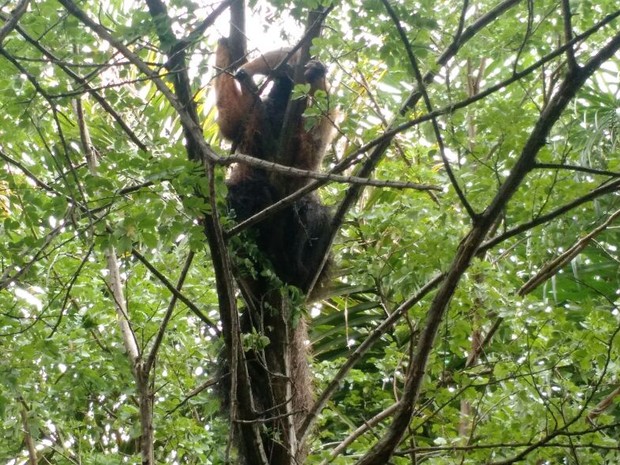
[0,0,619,464]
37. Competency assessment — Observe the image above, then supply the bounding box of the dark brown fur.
[214,38,335,463]
[215,38,334,292]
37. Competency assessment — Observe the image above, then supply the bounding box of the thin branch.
[382,0,476,219]
[105,249,140,372]
[305,0,528,297]
[0,149,63,196]
[0,47,53,99]
[518,208,620,295]
[167,376,221,415]
[0,13,147,151]
[534,162,620,178]
[512,0,533,76]
[184,0,234,49]
[393,421,620,452]
[0,223,65,291]
[144,251,195,375]
[479,178,620,255]
[57,0,218,163]
[454,0,470,41]
[223,153,440,237]
[486,423,578,465]
[224,153,440,191]
[319,403,400,465]
[130,249,217,330]
[467,317,503,368]
[48,242,95,338]
[351,7,620,164]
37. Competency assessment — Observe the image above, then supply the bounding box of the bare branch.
[534,162,620,178]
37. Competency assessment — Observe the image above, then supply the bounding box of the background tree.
[0,0,619,464]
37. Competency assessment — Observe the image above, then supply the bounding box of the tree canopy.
[1,0,619,464]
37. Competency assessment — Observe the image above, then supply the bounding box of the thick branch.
[0,0,29,45]
[274,6,333,170]
[228,0,246,63]
[561,0,578,71]
[143,2,269,461]
[224,10,620,246]
[105,250,140,371]
[355,29,620,465]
